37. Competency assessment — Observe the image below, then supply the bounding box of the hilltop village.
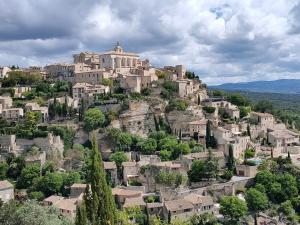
[1,43,300,225]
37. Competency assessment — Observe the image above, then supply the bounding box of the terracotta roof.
[112,188,142,197]
[188,119,207,125]
[184,193,213,206]
[146,202,163,208]
[104,161,117,170]
[183,151,224,160]
[43,195,64,204]
[164,199,193,212]
[251,112,273,117]
[73,83,93,88]
[0,180,13,190]
[55,198,77,211]
[122,161,136,167]
[152,161,181,169]
[123,197,146,208]
[70,183,87,188]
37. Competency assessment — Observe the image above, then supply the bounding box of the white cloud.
[1,0,300,84]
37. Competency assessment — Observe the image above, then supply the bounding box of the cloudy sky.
[1,0,300,85]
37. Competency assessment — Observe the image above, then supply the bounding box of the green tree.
[0,163,8,179]
[190,212,220,225]
[138,138,157,155]
[83,108,105,131]
[159,150,172,161]
[17,163,40,189]
[38,172,64,197]
[110,151,128,167]
[0,200,73,225]
[172,143,191,159]
[75,202,88,225]
[245,188,269,224]
[117,132,133,151]
[80,136,117,225]
[220,196,247,222]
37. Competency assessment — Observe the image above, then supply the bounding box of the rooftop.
[0,180,13,190]
[164,199,193,211]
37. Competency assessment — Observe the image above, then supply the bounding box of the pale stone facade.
[48,96,79,109]
[236,165,258,177]
[1,108,24,121]
[25,102,48,122]
[13,86,32,98]
[0,66,11,79]
[163,194,214,222]
[203,99,240,119]
[0,180,14,203]
[0,96,13,109]
[72,82,109,100]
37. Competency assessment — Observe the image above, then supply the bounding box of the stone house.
[0,66,11,79]
[181,151,225,170]
[0,135,20,153]
[104,161,118,186]
[268,129,300,153]
[203,99,240,119]
[250,112,274,130]
[123,196,146,209]
[16,133,64,158]
[0,180,14,203]
[119,74,142,93]
[74,68,111,84]
[188,119,207,143]
[163,194,214,222]
[72,82,110,100]
[25,102,49,122]
[13,86,32,98]
[236,165,258,177]
[1,108,24,121]
[0,96,13,109]
[112,187,143,207]
[147,202,164,217]
[24,151,46,167]
[43,195,79,218]
[122,161,139,184]
[70,183,87,197]
[48,96,79,109]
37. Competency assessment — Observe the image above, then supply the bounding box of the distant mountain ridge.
[210,79,300,94]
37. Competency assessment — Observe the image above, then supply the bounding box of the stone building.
[1,108,24,121]
[74,68,111,84]
[44,63,90,81]
[48,96,79,109]
[181,151,225,170]
[70,183,87,197]
[203,99,240,119]
[72,82,109,100]
[43,195,79,218]
[0,96,13,109]
[0,180,14,203]
[163,194,214,222]
[0,66,11,79]
[25,102,48,122]
[13,86,32,98]
[0,133,64,160]
[104,161,118,186]
[122,161,139,184]
[236,165,258,177]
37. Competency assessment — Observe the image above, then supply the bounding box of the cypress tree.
[197,95,201,105]
[89,135,117,225]
[247,124,251,138]
[206,120,212,149]
[75,202,88,225]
